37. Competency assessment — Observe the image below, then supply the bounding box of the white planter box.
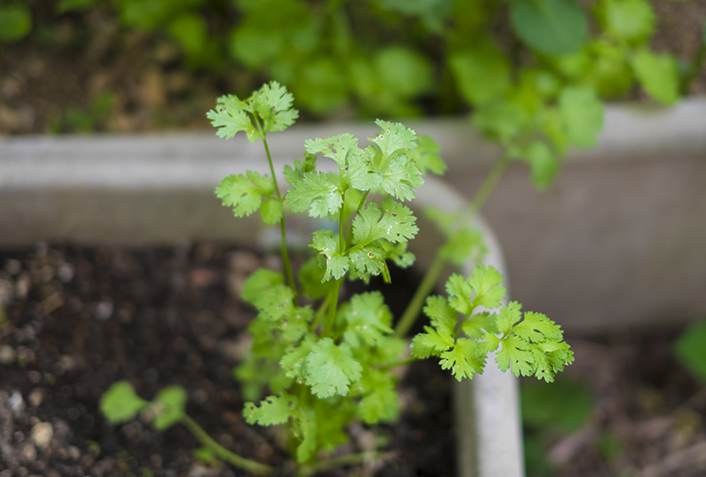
[0,137,522,476]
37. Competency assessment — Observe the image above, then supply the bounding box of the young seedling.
[101,81,573,474]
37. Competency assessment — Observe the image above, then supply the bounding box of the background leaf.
[0,6,32,43]
[632,49,680,104]
[510,0,587,56]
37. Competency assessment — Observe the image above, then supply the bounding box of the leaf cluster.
[412,266,573,382]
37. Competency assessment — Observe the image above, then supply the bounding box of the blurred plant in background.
[3,0,705,186]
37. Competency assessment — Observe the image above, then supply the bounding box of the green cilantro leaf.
[450,42,511,106]
[345,147,381,192]
[357,386,400,425]
[244,394,294,426]
[100,381,149,424]
[305,338,363,398]
[241,269,284,305]
[305,134,359,167]
[446,273,474,315]
[206,95,257,141]
[280,338,315,382]
[462,311,498,339]
[215,174,263,217]
[595,0,655,44]
[439,338,486,381]
[377,155,424,201]
[410,326,455,358]
[298,258,335,299]
[284,153,318,186]
[341,291,394,348]
[493,301,574,382]
[286,172,342,218]
[151,386,187,431]
[348,245,389,282]
[522,141,561,190]
[255,81,299,132]
[423,295,458,337]
[407,135,446,175]
[352,198,419,245]
[310,230,350,281]
[368,119,417,159]
[294,407,317,463]
[260,199,284,224]
[631,49,680,105]
[558,87,605,148]
[468,265,506,309]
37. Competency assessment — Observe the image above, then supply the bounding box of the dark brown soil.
[0,243,455,477]
[526,332,706,477]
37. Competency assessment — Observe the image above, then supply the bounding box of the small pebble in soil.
[0,345,15,365]
[28,388,44,407]
[8,390,24,414]
[94,300,114,321]
[30,422,53,448]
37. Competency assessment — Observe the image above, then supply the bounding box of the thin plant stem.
[394,155,510,338]
[259,125,296,292]
[180,415,272,475]
[379,356,418,371]
[310,295,331,332]
[322,278,343,338]
[470,154,510,215]
[394,253,445,337]
[681,43,706,95]
[296,451,391,477]
[345,191,370,249]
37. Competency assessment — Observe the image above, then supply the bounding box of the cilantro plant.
[100,82,573,474]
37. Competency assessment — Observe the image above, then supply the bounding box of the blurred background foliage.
[0,0,704,186]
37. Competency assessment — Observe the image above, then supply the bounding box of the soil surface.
[0,243,455,477]
[525,332,706,477]
[0,0,704,135]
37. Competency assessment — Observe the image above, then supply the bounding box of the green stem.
[681,42,706,95]
[394,154,510,338]
[345,191,370,249]
[297,451,390,477]
[180,415,272,475]
[258,124,296,293]
[470,154,510,215]
[379,356,418,371]
[322,279,343,338]
[310,295,331,333]
[394,253,445,337]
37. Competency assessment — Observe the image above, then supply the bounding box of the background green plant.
[6,0,692,185]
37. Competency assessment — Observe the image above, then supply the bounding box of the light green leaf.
[358,386,400,425]
[310,230,350,281]
[514,311,563,342]
[522,141,561,190]
[423,295,458,337]
[244,394,294,426]
[304,134,359,167]
[410,326,455,358]
[469,265,506,309]
[241,269,284,305]
[215,174,262,217]
[152,386,187,431]
[260,199,284,224]
[348,245,389,282]
[378,155,424,201]
[341,291,394,348]
[439,338,486,381]
[286,172,342,218]
[439,228,487,266]
[352,198,419,245]
[496,334,534,377]
[99,381,149,424]
[369,120,417,160]
[462,312,498,339]
[374,46,433,97]
[446,273,474,316]
[295,407,317,463]
[595,0,655,44]
[510,0,587,56]
[407,135,446,175]
[558,87,605,148]
[632,49,680,104]
[451,43,511,106]
[496,301,524,335]
[305,338,363,398]
[207,95,257,141]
